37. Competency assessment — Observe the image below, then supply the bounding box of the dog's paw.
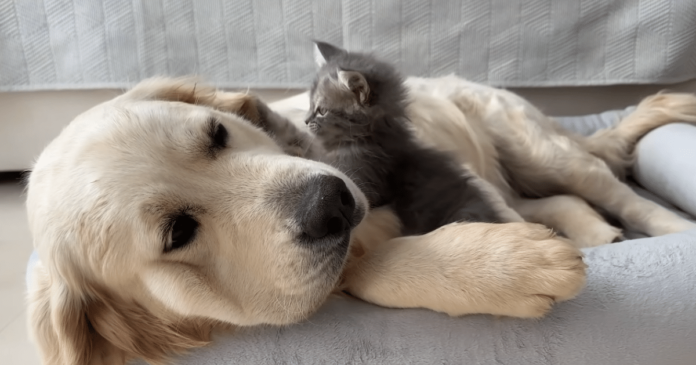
[437,222,587,318]
[649,216,696,236]
[632,207,696,237]
[341,222,586,320]
[494,223,587,318]
[571,223,623,248]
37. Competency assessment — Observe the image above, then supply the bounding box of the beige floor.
[0,173,40,364]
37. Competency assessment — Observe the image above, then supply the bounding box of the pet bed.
[136,230,696,365]
[27,107,696,365]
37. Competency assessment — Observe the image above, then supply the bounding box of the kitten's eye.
[166,213,198,252]
[316,107,328,117]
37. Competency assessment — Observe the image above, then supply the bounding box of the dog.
[271,74,696,248]
[26,74,696,364]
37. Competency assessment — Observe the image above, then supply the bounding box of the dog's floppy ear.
[338,70,370,105]
[121,77,261,124]
[28,262,94,365]
[86,290,213,364]
[29,259,214,364]
[314,41,345,67]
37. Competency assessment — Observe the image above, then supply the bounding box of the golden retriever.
[26,76,696,364]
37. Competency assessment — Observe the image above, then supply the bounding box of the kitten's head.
[306,41,408,148]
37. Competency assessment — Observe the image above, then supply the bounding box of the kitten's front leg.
[248,97,326,159]
[343,221,586,318]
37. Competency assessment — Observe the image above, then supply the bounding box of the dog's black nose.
[297,175,355,239]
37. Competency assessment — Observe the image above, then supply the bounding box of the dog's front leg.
[342,222,586,318]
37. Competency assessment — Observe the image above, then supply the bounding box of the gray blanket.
[136,229,696,365]
[3,0,696,91]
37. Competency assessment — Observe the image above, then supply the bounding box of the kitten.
[304,41,504,236]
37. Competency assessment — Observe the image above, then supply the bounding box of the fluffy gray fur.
[305,41,503,236]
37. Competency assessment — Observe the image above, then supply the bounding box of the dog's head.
[26,77,367,364]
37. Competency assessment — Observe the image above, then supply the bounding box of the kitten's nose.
[296,175,355,239]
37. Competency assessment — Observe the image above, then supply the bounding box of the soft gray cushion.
[633,123,696,218]
[140,229,696,365]
[553,107,633,136]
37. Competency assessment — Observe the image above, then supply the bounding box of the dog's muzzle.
[296,175,356,240]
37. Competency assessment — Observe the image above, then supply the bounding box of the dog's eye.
[166,214,198,252]
[211,122,228,150]
[206,118,228,157]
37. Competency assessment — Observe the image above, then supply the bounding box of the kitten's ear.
[338,70,370,105]
[314,41,345,67]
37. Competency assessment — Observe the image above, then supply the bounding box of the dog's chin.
[282,229,358,322]
[268,264,345,326]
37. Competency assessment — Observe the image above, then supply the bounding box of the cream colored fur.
[27,78,371,364]
[400,76,696,245]
[344,222,584,318]
[26,75,696,364]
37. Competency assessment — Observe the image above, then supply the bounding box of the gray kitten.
[303,42,503,236]
[247,42,504,236]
